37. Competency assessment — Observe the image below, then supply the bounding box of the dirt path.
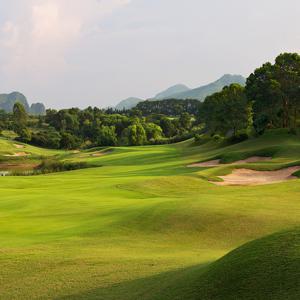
[213,166,300,186]
[188,156,272,168]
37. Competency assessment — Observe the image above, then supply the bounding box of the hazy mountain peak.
[165,74,246,101]
[154,84,190,100]
[0,91,46,115]
[115,97,144,110]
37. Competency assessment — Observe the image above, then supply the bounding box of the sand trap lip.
[4,152,30,157]
[213,166,300,186]
[188,156,272,168]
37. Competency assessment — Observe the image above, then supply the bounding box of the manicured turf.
[0,130,300,299]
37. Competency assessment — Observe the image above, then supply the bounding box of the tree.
[96,126,117,146]
[144,123,163,141]
[200,84,250,136]
[60,132,81,149]
[179,112,192,130]
[13,102,28,134]
[160,117,176,137]
[18,128,32,143]
[246,53,300,132]
[125,124,147,146]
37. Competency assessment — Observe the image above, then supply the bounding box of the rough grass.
[0,130,300,299]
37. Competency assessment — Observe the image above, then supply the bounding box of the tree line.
[0,104,198,149]
[199,52,299,139]
[0,52,299,149]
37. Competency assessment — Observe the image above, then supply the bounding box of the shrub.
[36,159,89,174]
[228,132,249,144]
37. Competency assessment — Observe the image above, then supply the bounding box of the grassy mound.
[193,228,300,300]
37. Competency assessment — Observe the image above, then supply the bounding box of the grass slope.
[0,130,300,299]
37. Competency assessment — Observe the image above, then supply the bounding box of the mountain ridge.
[115,74,246,109]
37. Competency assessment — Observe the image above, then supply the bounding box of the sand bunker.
[213,166,300,186]
[14,144,24,149]
[188,156,272,168]
[4,152,30,157]
[91,152,106,157]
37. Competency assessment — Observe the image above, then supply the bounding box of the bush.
[194,134,211,144]
[36,159,89,174]
[31,130,61,149]
[228,132,249,144]
[212,134,223,143]
[60,132,81,149]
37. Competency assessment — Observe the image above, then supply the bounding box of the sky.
[0,0,299,108]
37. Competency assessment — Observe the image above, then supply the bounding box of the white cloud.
[0,0,131,76]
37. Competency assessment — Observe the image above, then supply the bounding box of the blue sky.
[0,0,299,108]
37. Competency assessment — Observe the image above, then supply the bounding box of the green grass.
[0,130,300,299]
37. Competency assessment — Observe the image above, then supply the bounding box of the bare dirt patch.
[213,166,300,186]
[14,144,24,149]
[0,163,39,170]
[188,156,272,168]
[4,152,30,157]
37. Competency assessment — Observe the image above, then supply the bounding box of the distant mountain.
[115,97,144,110]
[0,92,30,112]
[154,84,190,100]
[0,92,46,115]
[115,74,246,110]
[30,103,46,115]
[165,74,246,101]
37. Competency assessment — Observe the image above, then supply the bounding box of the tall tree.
[13,102,28,134]
[246,52,300,132]
[200,84,250,136]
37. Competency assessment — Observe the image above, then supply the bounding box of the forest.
[0,53,299,150]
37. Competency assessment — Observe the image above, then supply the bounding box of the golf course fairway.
[1,130,300,299]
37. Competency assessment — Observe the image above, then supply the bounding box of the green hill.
[194,228,300,300]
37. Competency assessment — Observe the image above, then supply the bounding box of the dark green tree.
[13,102,28,134]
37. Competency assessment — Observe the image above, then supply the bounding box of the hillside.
[115,74,246,109]
[0,130,300,298]
[153,84,190,100]
[149,228,300,300]
[168,74,246,100]
[115,97,144,110]
[0,92,30,112]
[194,228,300,300]
[0,92,46,115]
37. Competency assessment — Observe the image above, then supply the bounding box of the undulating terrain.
[1,130,300,299]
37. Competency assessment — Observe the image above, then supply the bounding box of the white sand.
[213,166,300,186]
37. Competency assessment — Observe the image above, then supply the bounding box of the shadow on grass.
[56,263,209,300]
